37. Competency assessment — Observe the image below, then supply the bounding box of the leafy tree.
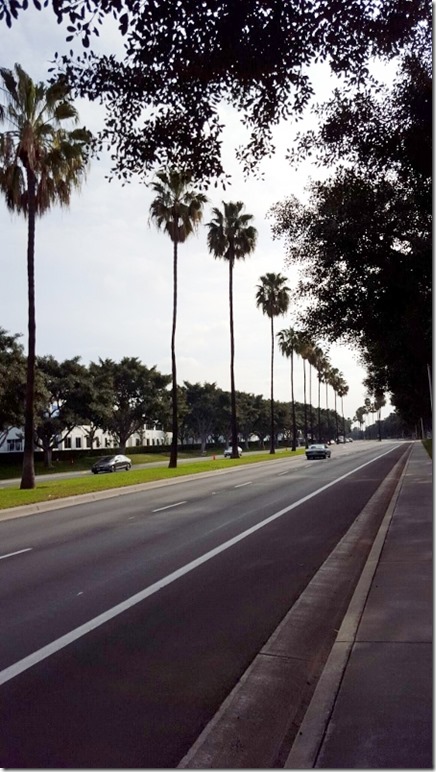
[255,272,290,454]
[96,357,171,453]
[236,391,264,450]
[183,382,223,454]
[277,327,299,451]
[73,361,115,449]
[207,201,257,458]
[0,64,91,488]
[4,0,429,183]
[34,356,89,466]
[252,395,271,450]
[0,328,26,447]
[270,43,431,430]
[149,169,207,469]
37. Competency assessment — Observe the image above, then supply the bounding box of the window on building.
[6,439,23,452]
[64,437,72,449]
[136,438,140,446]
[86,437,91,448]
[105,438,111,447]
[75,437,82,449]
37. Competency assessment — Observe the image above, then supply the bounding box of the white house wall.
[0,426,171,452]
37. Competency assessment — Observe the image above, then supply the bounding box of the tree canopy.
[270,44,431,429]
[1,0,430,182]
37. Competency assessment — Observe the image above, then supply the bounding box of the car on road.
[91,454,132,474]
[224,446,243,458]
[305,443,331,460]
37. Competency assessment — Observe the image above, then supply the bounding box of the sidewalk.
[285,441,432,769]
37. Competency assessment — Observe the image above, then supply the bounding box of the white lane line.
[153,501,187,513]
[235,482,252,488]
[0,548,32,561]
[0,445,400,687]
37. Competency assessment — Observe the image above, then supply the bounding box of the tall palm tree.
[312,345,326,441]
[329,367,342,441]
[256,273,290,454]
[277,327,299,452]
[303,337,316,443]
[207,201,257,458]
[0,64,91,489]
[338,379,349,438]
[150,169,207,468]
[296,333,313,447]
[323,357,332,441]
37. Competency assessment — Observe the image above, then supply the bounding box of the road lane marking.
[235,482,252,488]
[0,548,32,561]
[153,501,187,512]
[0,445,401,687]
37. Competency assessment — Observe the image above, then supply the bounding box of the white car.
[224,446,243,458]
[305,443,331,460]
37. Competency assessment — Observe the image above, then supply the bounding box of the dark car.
[91,454,132,474]
[305,443,331,460]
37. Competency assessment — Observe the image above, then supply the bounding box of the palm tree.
[0,64,91,489]
[207,201,257,458]
[338,379,349,438]
[312,346,326,441]
[329,367,343,441]
[301,337,316,443]
[323,357,332,441]
[150,169,207,468]
[256,273,290,453]
[277,327,299,452]
[296,333,313,447]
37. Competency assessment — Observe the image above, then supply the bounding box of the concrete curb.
[283,443,413,769]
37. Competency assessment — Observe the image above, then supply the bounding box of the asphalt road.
[0,441,409,768]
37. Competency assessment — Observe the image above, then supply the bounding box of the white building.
[0,425,170,453]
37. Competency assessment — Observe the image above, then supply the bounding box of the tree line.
[1,1,430,486]
[0,329,351,467]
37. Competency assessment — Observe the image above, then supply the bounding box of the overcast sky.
[0,6,393,425]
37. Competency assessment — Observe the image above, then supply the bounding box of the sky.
[0,5,394,426]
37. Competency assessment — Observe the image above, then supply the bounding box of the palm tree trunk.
[169,237,178,468]
[309,364,314,442]
[20,169,36,490]
[303,359,308,448]
[290,351,296,451]
[229,259,239,458]
[317,374,321,442]
[270,316,275,454]
[325,382,330,441]
[334,392,339,440]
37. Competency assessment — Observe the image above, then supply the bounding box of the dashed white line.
[153,501,187,513]
[0,445,400,687]
[235,482,252,488]
[0,548,32,561]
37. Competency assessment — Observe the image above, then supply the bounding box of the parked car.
[91,454,132,474]
[224,446,243,458]
[305,443,331,460]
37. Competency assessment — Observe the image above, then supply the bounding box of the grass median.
[0,449,306,510]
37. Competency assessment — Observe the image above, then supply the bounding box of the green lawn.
[0,449,306,510]
[422,439,432,458]
[0,451,197,480]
